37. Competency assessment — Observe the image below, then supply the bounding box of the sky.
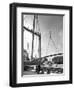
[23,14,63,58]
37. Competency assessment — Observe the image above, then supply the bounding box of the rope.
[46,31,59,54]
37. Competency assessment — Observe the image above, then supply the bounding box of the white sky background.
[23,14,63,57]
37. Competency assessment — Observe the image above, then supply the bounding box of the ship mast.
[31,14,41,60]
[31,15,35,60]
